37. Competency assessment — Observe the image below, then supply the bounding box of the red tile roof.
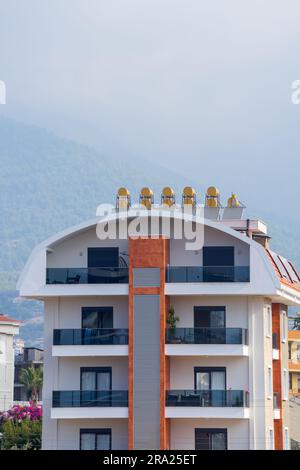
[0,314,21,324]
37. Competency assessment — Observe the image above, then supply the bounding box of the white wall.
[0,324,19,411]
[57,296,128,329]
[169,356,248,390]
[57,418,128,450]
[170,418,249,450]
[170,226,250,267]
[170,295,248,329]
[47,228,128,268]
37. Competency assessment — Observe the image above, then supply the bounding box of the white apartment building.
[0,314,20,411]
[18,187,300,450]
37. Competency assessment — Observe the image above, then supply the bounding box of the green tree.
[0,419,42,450]
[19,367,43,402]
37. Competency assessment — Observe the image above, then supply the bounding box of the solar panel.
[268,250,288,280]
[288,261,300,283]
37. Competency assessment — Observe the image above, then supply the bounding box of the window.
[80,429,111,450]
[269,428,274,450]
[288,342,292,360]
[282,369,288,400]
[81,367,112,391]
[194,306,225,328]
[203,247,234,266]
[0,335,6,364]
[195,428,227,450]
[267,367,272,398]
[266,307,272,337]
[284,427,289,450]
[282,310,287,343]
[195,367,226,390]
[88,247,119,268]
[82,307,113,329]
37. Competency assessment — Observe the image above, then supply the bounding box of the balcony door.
[195,428,227,450]
[203,246,234,281]
[80,367,112,406]
[87,247,119,283]
[194,367,226,406]
[194,306,225,343]
[80,429,111,450]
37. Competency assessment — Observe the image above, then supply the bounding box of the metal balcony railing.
[166,390,249,407]
[165,327,248,345]
[52,390,128,407]
[46,267,129,284]
[166,266,250,283]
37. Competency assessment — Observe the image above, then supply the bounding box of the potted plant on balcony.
[166,306,180,343]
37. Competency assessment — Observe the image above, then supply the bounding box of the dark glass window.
[82,307,113,329]
[80,367,112,391]
[88,248,119,268]
[80,429,111,450]
[203,247,234,266]
[194,306,225,328]
[195,428,227,450]
[194,367,226,391]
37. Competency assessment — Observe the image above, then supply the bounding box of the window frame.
[80,367,112,391]
[79,428,112,450]
[195,428,228,450]
[267,366,273,399]
[81,306,113,329]
[266,306,272,338]
[282,368,288,401]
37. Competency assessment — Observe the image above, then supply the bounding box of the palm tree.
[19,366,43,402]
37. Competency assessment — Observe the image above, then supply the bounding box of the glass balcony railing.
[46,267,129,284]
[53,328,129,346]
[166,266,250,283]
[166,390,249,407]
[165,327,248,345]
[52,390,128,407]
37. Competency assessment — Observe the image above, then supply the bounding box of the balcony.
[51,390,128,419]
[52,329,129,357]
[166,266,250,283]
[166,390,249,419]
[165,328,249,356]
[46,267,129,285]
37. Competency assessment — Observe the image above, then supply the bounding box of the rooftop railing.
[166,266,250,283]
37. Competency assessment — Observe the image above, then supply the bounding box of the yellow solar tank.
[206,186,220,207]
[140,187,154,209]
[182,186,196,207]
[227,193,240,207]
[116,187,131,210]
[161,186,175,207]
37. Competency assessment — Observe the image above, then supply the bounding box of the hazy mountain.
[0,117,299,346]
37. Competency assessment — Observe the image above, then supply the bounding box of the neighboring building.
[14,347,44,401]
[0,314,20,411]
[17,187,300,450]
[288,331,300,395]
[14,338,25,357]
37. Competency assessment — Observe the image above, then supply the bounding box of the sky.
[0,0,300,218]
